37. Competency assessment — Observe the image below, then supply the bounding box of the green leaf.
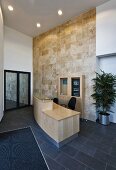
[91,70,116,114]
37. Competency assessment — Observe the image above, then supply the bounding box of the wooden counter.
[34,96,80,147]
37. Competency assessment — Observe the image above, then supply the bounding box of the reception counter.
[34,96,80,147]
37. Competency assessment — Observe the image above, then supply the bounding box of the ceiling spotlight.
[37,23,41,28]
[8,5,13,11]
[58,10,63,16]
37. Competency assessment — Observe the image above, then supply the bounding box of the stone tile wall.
[33,9,96,121]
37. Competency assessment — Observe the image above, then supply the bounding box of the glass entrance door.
[19,73,30,107]
[4,70,31,111]
[5,72,17,110]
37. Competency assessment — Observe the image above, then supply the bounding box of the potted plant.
[91,70,116,125]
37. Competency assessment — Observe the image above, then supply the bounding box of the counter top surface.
[43,103,80,121]
[34,96,52,102]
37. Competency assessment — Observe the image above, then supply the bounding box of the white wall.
[96,0,116,123]
[96,0,116,56]
[0,6,4,121]
[98,55,116,123]
[4,26,33,104]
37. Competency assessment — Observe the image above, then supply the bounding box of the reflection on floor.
[6,99,26,110]
[0,107,116,170]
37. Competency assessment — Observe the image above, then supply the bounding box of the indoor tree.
[91,70,116,125]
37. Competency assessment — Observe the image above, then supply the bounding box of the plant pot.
[99,113,110,125]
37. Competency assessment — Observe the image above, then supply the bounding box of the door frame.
[4,70,31,111]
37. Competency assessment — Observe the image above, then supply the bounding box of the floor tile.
[44,154,66,170]
[110,147,116,158]
[61,145,78,157]
[56,152,86,170]
[106,164,116,170]
[74,151,106,170]
[68,138,84,150]
[107,155,116,168]
[85,140,112,154]
[40,142,62,160]
[80,143,97,157]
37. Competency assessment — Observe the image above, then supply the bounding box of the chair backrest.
[53,98,59,104]
[68,97,76,110]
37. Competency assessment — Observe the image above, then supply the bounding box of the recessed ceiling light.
[37,23,41,28]
[8,5,13,11]
[58,10,63,16]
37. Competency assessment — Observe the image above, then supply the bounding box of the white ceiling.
[1,0,110,37]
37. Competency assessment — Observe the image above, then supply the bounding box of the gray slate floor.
[0,107,116,170]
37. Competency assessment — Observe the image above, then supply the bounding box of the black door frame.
[4,70,31,111]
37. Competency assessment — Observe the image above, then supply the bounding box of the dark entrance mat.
[0,127,49,170]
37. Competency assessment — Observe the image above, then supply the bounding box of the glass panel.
[60,78,67,95]
[71,78,80,97]
[19,73,29,106]
[5,72,17,109]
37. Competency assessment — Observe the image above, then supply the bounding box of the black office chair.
[53,98,59,104]
[68,97,76,110]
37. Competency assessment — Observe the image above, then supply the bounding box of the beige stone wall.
[33,9,96,121]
